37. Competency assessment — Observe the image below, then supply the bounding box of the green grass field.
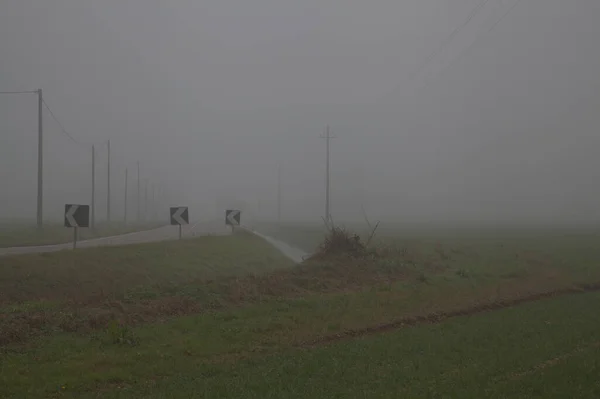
[19,290,597,399]
[0,232,295,346]
[0,222,164,248]
[1,226,600,398]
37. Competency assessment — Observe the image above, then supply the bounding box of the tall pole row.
[2,89,168,229]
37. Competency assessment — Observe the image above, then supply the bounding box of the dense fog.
[2,0,599,226]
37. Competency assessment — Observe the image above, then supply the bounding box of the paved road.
[0,220,310,264]
[0,220,230,257]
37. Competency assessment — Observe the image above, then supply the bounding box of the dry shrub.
[309,227,371,260]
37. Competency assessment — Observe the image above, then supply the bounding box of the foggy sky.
[2,0,600,225]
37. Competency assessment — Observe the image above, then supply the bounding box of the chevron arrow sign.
[225,209,241,226]
[170,207,189,225]
[64,204,90,228]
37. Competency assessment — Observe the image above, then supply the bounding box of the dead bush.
[310,226,370,260]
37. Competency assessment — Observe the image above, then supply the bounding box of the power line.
[391,0,528,101]
[7,91,108,149]
[483,0,525,35]
[0,90,38,94]
[409,0,496,82]
[428,0,527,84]
[41,97,87,147]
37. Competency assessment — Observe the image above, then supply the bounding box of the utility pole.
[124,168,128,225]
[137,161,140,223]
[151,184,156,221]
[144,179,148,222]
[320,125,335,224]
[325,126,330,223]
[106,140,111,222]
[1,89,43,226]
[277,164,282,224]
[154,185,159,221]
[91,145,96,229]
[37,88,43,228]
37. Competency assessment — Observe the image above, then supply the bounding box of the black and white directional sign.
[64,204,90,228]
[170,207,189,225]
[225,209,241,226]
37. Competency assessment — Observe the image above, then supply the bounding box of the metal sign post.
[225,210,241,235]
[64,204,90,250]
[170,206,189,240]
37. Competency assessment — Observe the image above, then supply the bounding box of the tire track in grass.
[504,341,600,381]
[301,283,600,348]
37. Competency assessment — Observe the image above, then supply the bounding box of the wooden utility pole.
[37,89,43,227]
[124,168,128,224]
[91,145,96,229]
[137,161,140,222]
[277,164,282,223]
[144,179,148,221]
[106,140,111,222]
[320,126,335,224]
